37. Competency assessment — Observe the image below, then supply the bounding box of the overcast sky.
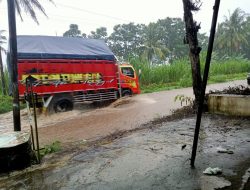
[0,0,250,37]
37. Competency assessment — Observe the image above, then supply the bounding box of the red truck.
[17,35,140,112]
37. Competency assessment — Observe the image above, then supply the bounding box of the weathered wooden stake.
[182,0,203,105]
[7,0,21,131]
[190,0,221,167]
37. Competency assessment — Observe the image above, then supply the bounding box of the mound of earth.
[209,85,250,95]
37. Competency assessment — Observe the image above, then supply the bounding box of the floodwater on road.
[0,114,249,190]
[0,80,247,146]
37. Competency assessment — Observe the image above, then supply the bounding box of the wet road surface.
[0,114,249,189]
[0,80,247,146]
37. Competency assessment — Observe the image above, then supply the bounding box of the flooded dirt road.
[0,80,247,146]
[0,114,249,190]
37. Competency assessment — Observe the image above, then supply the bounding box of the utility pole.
[190,0,220,167]
[7,0,21,131]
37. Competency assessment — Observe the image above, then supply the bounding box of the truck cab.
[119,64,140,96]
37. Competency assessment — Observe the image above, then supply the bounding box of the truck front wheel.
[122,89,132,97]
[53,98,73,112]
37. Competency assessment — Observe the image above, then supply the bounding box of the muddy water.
[0,80,247,147]
[0,103,95,132]
[0,114,249,190]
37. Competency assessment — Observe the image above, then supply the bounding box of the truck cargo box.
[17,35,115,61]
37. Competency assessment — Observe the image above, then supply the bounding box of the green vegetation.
[0,65,12,114]
[131,56,250,93]
[40,141,62,157]
[0,95,26,114]
[0,95,12,114]
[214,8,250,59]
[63,17,205,63]
[0,67,26,114]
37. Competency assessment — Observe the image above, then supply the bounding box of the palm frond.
[14,0,55,24]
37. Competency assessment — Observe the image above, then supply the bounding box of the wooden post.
[7,0,21,131]
[182,0,203,105]
[190,0,220,167]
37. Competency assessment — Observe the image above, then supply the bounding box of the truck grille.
[73,91,118,103]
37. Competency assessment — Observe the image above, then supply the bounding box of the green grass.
[141,83,180,93]
[40,141,62,157]
[208,73,247,84]
[0,95,26,114]
[131,58,192,86]
[0,95,13,114]
[140,73,247,93]
[131,56,250,93]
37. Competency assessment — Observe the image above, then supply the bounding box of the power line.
[14,13,118,35]
[56,2,131,23]
[1,3,131,23]
[47,12,121,25]
[22,13,121,31]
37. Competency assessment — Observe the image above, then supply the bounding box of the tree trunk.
[182,0,203,104]
[0,51,7,95]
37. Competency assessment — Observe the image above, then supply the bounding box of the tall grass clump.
[0,95,12,114]
[210,57,250,76]
[0,67,10,95]
[130,56,250,93]
[130,57,191,85]
[0,67,12,114]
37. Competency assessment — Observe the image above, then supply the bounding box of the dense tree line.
[63,17,207,63]
[63,7,250,63]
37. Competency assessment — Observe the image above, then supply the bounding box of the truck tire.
[53,98,73,113]
[122,89,132,97]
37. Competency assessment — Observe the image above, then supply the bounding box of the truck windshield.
[121,67,135,78]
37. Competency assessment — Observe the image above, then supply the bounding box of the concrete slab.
[208,94,250,116]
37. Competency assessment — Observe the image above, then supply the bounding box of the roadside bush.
[0,95,26,114]
[0,67,10,95]
[0,95,12,114]
[40,141,62,157]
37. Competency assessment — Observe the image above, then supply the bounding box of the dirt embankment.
[209,85,250,95]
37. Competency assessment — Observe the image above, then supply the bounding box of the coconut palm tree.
[0,30,7,95]
[242,16,250,59]
[215,8,249,56]
[141,23,169,65]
